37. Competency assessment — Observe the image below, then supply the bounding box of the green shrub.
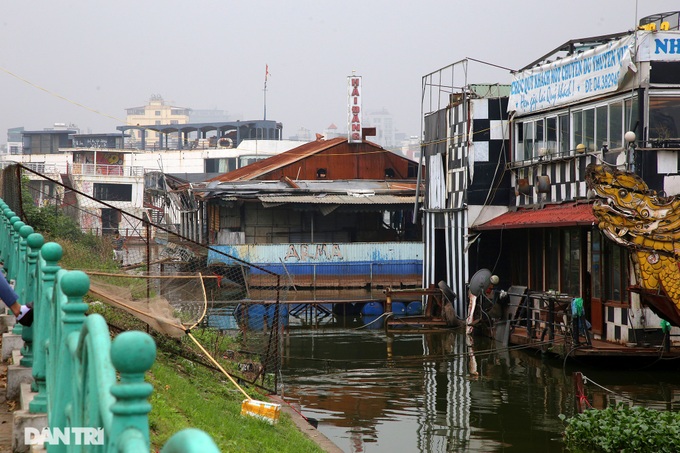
[561,403,680,452]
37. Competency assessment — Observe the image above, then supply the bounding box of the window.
[649,96,679,142]
[596,105,608,150]
[155,111,161,116]
[572,110,583,151]
[546,117,557,154]
[606,244,628,303]
[535,119,544,156]
[205,158,237,173]
[560,229,581,296]
[317,168,327,179]
[559,114,570,154]
[584,109,595,151]
[625,96,639,136]
[523,122,535,158]
[591,231,602,300]
[516,122,525,160]
[239,156,266,167]
[93,183,132,201]
[609,101,623,149]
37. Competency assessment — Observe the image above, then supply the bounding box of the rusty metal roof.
[208,137,347,182]
[474,203,596,230]
[207,137,365,182]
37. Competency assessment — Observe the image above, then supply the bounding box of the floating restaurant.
[417,11,680,362]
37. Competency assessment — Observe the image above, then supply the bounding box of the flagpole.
[263,64,268,121]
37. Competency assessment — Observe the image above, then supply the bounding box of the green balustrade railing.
[0,198,220,452]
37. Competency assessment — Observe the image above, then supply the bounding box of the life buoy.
[218,137,233,148]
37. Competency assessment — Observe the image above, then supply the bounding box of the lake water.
[278,321,680,453]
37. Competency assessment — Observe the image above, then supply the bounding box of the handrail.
[0,198,220,452]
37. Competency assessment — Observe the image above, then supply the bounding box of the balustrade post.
[50,270,89,441]
[29,236,53,415]
[6,214,20,281]
[108,331,156,452]
[18,225,35,368]
[0,202,8,258]
[9,217,24,336]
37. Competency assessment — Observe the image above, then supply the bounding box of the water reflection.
[280,326,680,453]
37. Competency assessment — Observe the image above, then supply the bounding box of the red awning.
[474,203,596,230]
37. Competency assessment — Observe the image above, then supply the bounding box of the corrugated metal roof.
[196,179,420,198]
[474,203,596,230]
[258,194,417,205]
[207,137,349,182]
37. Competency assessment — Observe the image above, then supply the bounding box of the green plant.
[561,403,680,452]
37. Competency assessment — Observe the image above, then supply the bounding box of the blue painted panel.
[209,242,423,278]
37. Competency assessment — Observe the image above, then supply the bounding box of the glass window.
[523,122,534,159]
[93,183,132,201]
[596,106,608,151]
[609,246,623,302]
[625,96,639,136]
[649,96,680,142]
[572,111,583,151]
[559,114,570,155]
[591,232,602,299]
[610,101,623,148]
[535,119,544,156]
[584,109,595,151]
[546,117,557,154]
[516,122,525,160]
[560,229,581,296]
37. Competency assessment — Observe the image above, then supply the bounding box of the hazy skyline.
[1,1,677,144]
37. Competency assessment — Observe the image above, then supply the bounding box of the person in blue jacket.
[0,271,32,326]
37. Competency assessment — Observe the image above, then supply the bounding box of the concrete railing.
[0,198,220,452]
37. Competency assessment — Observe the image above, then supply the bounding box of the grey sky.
[1,1,677,144]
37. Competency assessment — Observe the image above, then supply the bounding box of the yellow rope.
[189,272,208,331]
[187,332,252,401]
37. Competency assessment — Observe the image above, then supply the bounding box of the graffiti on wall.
[284,243,344,262]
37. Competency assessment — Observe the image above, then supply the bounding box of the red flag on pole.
[265,64,269,82]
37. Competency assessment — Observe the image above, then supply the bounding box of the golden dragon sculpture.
[586,163,680,326]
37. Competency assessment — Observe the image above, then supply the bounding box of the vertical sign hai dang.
[348,75,362,143]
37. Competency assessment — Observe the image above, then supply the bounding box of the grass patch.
[148,350,324,453]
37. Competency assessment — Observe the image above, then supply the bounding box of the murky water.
[279,321,680,453]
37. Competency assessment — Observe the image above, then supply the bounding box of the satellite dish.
[468,268,492,297]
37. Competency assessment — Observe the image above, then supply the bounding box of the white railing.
[69,163,144,177]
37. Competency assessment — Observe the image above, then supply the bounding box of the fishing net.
[0,162,288,392]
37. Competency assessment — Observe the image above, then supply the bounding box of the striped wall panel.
[514,154,599,206]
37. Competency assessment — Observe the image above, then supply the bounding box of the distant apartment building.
[6,127,23,155]
[125,95,191,149]
[399,135,420,161]
[365,109,396,149]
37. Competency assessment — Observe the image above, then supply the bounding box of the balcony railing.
[69,163,144,177]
